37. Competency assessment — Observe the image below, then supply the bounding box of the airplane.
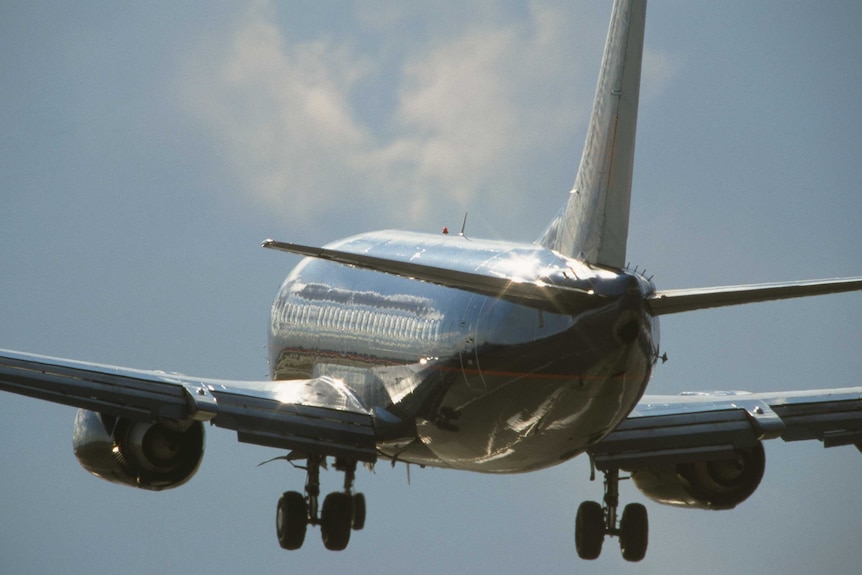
[2,0,861,564]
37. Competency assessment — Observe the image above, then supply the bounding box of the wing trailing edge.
[647,276,862,316]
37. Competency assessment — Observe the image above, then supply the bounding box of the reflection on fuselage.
[268,233,659,473]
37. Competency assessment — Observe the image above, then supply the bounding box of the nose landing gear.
[275,454,366,551]
[575,468,648,562]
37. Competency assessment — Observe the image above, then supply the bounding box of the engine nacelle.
[631,443,765,510]
[72,409,205,491]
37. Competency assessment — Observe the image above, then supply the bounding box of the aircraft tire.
[276,491,308,550]
[620,503,648,562]
[321,492,353,551]
[575,500,604,560]
[352,493,366,531]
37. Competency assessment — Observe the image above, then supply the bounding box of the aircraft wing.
[588,387,862,471]
[0,349,378,462]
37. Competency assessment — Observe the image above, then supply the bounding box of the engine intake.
[631,443,765,510]
[72,409,205,491]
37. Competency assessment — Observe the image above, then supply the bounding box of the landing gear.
[274,454,366,551]
[574,468,648,562]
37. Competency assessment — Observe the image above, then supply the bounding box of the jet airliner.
[2,0,861,563]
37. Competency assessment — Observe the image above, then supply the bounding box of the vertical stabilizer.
[538,0,646,268]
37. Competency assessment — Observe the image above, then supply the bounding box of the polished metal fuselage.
[268,231,659,473]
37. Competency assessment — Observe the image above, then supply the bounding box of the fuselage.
[268,230,660,473]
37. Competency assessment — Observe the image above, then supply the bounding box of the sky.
[1,1,861,573]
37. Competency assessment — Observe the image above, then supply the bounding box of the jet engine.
[630,443,765,510]
[72,409,204,491]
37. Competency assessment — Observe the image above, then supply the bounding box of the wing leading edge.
[0,349,378,462]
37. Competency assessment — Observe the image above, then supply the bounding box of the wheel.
[321,492,353,551]
[619,503,648,562]
[575,500,604,560]
[352,492,366,531]
[276,491,307,550]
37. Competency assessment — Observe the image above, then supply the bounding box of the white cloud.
[641,47,678,104]
[176,1,673,237]
[177,1,373,219]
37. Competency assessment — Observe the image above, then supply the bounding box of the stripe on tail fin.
[538,0,646,268]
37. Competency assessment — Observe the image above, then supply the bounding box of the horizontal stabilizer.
[647,277,862,316]
[262,238,604,313]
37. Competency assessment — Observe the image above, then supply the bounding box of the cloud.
[177,1,373,219]
[641,47,679,104]
[177,1,674,238]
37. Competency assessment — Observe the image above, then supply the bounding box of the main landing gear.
[275,455,366,551]
[575,468,648,562]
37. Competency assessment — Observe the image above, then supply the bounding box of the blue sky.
[1,1,861,573]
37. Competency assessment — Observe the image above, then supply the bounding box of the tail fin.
[538,0,646,268]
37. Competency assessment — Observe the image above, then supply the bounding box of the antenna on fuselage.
[459,211,469,237]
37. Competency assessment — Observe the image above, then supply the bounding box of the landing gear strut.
[275,455,366,551]
[575,468,648,562]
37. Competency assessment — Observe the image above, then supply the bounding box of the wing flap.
[0,349,378,462]
[589,408,760,470]
[209,387,377,461]
[590,388,862,470]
